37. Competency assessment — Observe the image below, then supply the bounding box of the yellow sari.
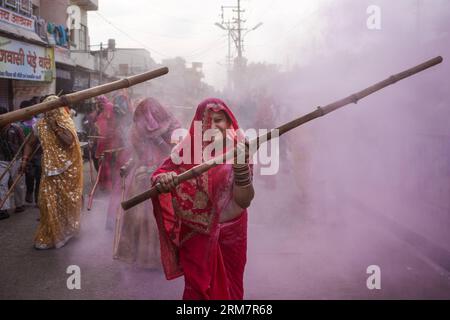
[34,101,83,249]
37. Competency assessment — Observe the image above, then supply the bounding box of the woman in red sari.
[151,98,254,300]
[94,95,126,192]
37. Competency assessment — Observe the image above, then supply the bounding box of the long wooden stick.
[0,133,31,183]
[88,141,95,187]
[113,175,127,258]
[0,145,40,210]
[87,154,104,211]
[103,147,125,154]
[121,56,443,211]
[0,67,169,128]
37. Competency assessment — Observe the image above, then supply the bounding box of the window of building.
[19,0,31,15]
[4,0,18,11]
[1,0,32,16]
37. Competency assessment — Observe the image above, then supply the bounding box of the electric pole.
[215,1,262,92]
[235,0,243,59]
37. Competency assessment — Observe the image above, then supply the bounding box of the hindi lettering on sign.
[0,49,5,63]
[27,51,37,73]
[38,56,52,70]
[0,36,54,81]
[17,48,25,66]
[0,49,25,66]
[0,8,10,20]
[0,7,35,31]
[11,14,33,29]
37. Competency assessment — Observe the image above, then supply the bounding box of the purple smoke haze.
[241,0,450,299]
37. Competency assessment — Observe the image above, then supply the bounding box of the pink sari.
[107,99,180,270]
[151,98,248,300]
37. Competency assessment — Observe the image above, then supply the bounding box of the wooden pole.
[0,145,40,210]
[121,56,443,211]
[87,154,104,211]
[0,133,31,183]
[0,67,169,128]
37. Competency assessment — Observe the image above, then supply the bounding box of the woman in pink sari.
[108,98,180,268]
[151,98,254,300]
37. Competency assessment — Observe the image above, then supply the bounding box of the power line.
[247,0,277,22]
[143,6,214,26]
[245,4,321,50]
[94,12,227,61]
[183,35,227,59]
[94,12,170,58]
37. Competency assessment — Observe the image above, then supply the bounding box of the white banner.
[0,36,55,82]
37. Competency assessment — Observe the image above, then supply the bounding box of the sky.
[87,0,325,89]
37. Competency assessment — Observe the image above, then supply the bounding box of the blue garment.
[56,25,68,46]
[47,22,55,34]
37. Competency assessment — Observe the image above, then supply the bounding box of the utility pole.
[226,19,232,90]
[99,42,103,84]
[235,0,243,59]
[97,40,115,85]
[215,1,262,92]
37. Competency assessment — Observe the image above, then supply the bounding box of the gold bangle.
[235,182,252,188]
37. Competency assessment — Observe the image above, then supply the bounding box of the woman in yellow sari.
[21,96,83,250]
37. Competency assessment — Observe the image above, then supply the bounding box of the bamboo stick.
[0,133,31,183]
[121,56,443,211]
[0,145,40,210]
[0,67,169,128]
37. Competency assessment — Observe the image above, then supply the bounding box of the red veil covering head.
[94,95,116,157]
[151,98,242,280]
[96,95,114,119]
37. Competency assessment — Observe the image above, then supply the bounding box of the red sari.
[94,96,126,192]
[151,98,248,300]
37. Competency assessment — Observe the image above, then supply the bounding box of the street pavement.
[0,167,449,300]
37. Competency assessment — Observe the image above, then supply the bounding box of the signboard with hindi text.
[0,6,35,32]
[0,36,55,82]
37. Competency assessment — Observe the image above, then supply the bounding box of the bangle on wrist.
[234,178,252,187]
[234,167,252,187]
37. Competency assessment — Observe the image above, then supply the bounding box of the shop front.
[0,35,55,109]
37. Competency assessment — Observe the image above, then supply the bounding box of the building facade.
[0,0,98,110]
